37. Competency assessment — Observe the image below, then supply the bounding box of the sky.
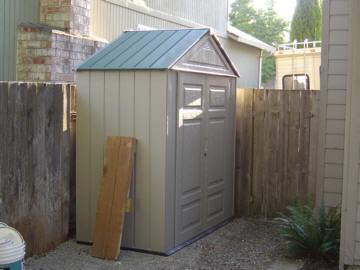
[229,0,297,22]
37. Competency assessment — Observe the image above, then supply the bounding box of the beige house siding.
[0,0,40,80]
[90,0,188,41]
[134,0,228,35]
[91,0,227,36]
[318,0,349,208]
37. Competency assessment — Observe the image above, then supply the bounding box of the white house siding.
[0,0,40,80]
[317,0,349,209]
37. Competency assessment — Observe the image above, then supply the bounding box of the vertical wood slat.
[235,88,320,217]
[0,82,74,255]
[235,89,253,216]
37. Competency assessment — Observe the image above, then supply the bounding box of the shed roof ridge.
[104,31,153,68]
[167,30,210,69]
[149,30,193,68]
[120,30,175,68]
[87,31,137,68]
[114,31,165,68]
[134,30,180,68]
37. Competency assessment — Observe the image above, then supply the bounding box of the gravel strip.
[25,218,290,270]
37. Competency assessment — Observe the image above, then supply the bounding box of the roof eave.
[227,27,276,53]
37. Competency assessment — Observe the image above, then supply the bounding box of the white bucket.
[0,223,26,266]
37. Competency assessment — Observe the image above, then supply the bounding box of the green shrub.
[276,201,341,260]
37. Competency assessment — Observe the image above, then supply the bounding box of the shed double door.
[175,72,233,245]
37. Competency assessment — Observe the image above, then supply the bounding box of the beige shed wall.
[317,0,349,209]
[275,52,321,90]
[76,70,168,252]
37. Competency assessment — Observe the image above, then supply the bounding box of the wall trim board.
[341,0,360,266]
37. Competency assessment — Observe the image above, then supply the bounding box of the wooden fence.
[235,89,320,217]
[0,82,76,256]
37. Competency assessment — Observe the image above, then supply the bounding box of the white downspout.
[258,50,263,88]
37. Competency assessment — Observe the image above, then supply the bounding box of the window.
[282,74,310,90]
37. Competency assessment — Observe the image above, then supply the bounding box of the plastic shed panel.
[76,28,238,255]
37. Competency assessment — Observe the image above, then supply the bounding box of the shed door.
[203,76,231,230]
[175,72,232,245]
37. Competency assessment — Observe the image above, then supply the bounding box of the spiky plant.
[276,200,341,261]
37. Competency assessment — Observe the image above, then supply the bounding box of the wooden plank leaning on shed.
[92,136,137,260]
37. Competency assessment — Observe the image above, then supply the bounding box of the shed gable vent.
[173,36,235,76]
[188,39,226,67]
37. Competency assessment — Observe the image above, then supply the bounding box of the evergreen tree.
[229,0,258,37]
[230,0,288,84]
[290,0,322,41]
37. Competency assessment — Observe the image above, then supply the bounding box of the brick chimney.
[40,0,91,36]
[16,0,107,82]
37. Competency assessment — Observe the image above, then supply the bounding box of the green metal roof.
[77,29,210,71]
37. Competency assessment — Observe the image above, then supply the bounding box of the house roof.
[77,28,212,71]
[227,25,275,53]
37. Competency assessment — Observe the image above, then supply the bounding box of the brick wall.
[17,23,106,82]
[40,0,91,35]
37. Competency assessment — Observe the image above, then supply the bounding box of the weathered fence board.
[235,89,320,217]
[0,82,76,256]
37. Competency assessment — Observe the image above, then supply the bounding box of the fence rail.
[235,89,320,217]
[0,82,76,255]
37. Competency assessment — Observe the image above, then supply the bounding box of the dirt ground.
[24,218,336,270]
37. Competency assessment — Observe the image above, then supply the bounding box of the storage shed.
[76,28,239,254]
